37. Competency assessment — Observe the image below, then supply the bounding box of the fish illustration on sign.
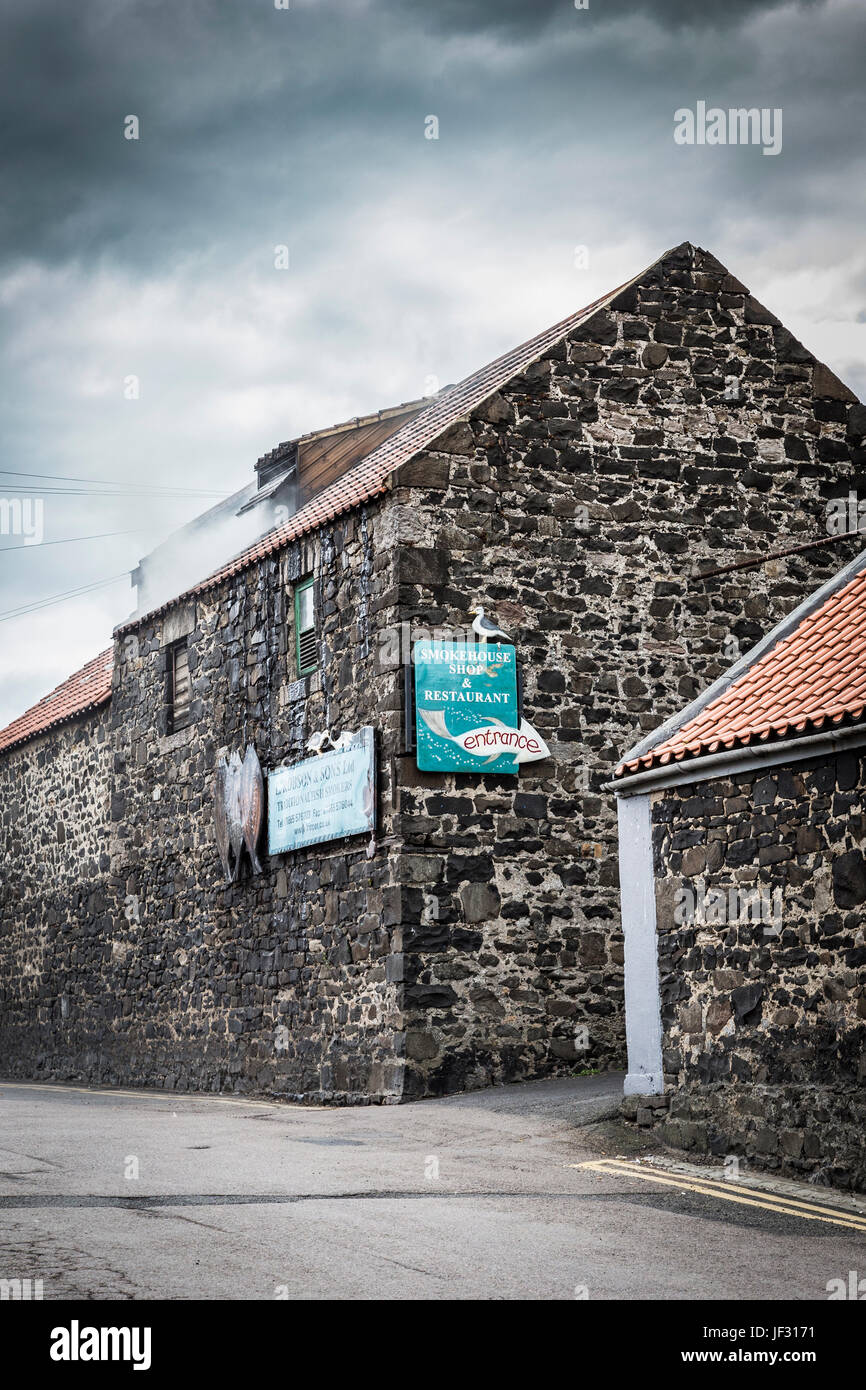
[239,745,264,874]
[226,750,244,874]
[418,709,550,765]
[213,761,232,882]
[214,744,264,882]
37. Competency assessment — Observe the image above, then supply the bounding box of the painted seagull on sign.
[469,605,510,642]
[418,709,550,765]
[306,729,332,755]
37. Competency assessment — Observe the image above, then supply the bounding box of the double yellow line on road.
[572,1159,866,1234]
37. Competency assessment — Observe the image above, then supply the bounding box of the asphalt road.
[1,1075,863,1300]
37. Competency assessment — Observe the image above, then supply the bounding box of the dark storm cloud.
[1,0,862,275]
[0,0,863,722]
[410,0,825,35]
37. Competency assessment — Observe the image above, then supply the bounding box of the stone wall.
[389,242,864,1097]
[2,242,865,1105]
[0,710,114,1076]
[0,509,412,1101]
[104,512,408,1101]
[636,748,866,1190]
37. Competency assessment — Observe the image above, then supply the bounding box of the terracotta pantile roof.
[115,277,635,635]
[3,265,645,751]
[0,648,113,755]
[617,565,866,776]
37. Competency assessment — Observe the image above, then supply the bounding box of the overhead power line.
[0,484,227,499]
[0,572,129,624]
[0,529,143,554]
[0,467,228,498]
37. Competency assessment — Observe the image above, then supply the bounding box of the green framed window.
[294,577,317,675]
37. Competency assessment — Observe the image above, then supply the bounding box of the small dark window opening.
[403,657,416,754]
[295,577,317,676]
[168,640,191,732]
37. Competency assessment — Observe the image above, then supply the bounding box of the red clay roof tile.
[617,566,866,776]
[0,648,113,755]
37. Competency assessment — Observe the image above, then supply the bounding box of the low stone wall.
[395,766,621,1098]
[622,1084,866,1191]
[632,748,866,1190]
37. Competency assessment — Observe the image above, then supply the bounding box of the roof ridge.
[117,246,678,636]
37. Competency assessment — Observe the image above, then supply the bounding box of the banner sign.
[413,641,550,774]
[267,727,375,854]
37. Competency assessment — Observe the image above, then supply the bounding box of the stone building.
[614,549,866,1189]
[1,240,864,1103]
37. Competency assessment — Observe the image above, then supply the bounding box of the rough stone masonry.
[1,241,863,1101]
[623,750,866,1191]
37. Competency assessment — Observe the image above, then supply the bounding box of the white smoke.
[132,479,295,617]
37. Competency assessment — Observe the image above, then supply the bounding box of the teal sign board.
[267,727,375,854]
[414,641,524,774]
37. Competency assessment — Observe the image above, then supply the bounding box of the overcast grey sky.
[1,0,864,725]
